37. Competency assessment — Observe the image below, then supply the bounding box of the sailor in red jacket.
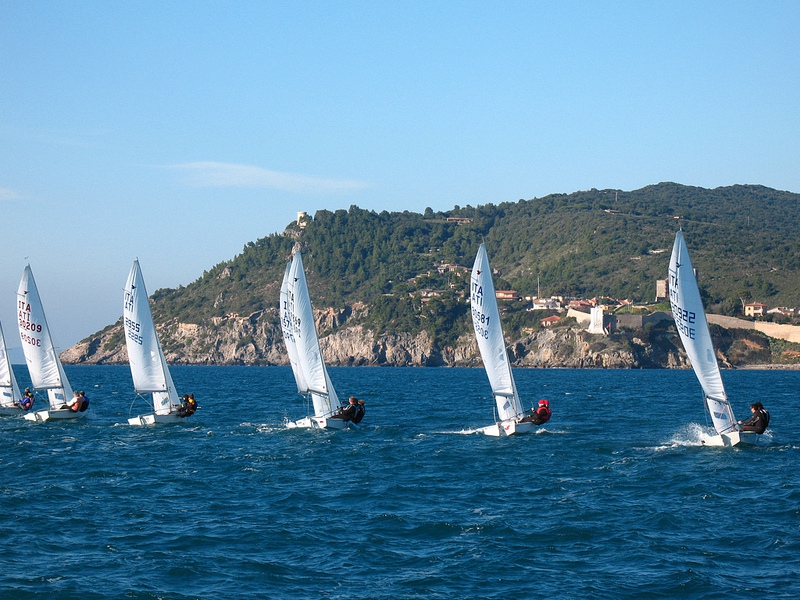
[521,399,552,425]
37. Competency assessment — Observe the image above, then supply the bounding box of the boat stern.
[129,414,157,426]
[479,423,505,436]
[701,431,741,447]
[24,410,50,422]
[128,413,183,426]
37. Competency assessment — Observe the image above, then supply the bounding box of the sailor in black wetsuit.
[331,396,358,421]
[352,399,365,424]
[738,402,770,434]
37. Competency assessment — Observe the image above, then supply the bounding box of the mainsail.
[0,322,22,408]
[280,251,340,417]
[470,244,524,422]
[280,260,308,394]
[668,231,736,434]
[17,265,73,409]
[123,260,180,415]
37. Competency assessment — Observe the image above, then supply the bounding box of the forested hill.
[150,182,800,324]
[68,183,800,366]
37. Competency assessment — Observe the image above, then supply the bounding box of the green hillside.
[147,183,800,344]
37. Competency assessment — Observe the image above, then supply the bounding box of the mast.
[123,260,180,415]
[470,244,524,421]
[17,265,73,409]
[285,251,340,417]
[668,231,736,434]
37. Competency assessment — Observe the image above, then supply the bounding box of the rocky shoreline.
[61,305,799,369]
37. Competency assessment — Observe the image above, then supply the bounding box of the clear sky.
[2,1,799,354]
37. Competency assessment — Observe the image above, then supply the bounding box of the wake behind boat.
[470,244,551,436]
[280,249,360,430]
[17,265,88,422]
[124,259,197,425]
[668,230,763,447]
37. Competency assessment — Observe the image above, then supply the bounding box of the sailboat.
[470,244,540,436]
[668,230,759,447]
[124,259,187,426]
[0,321,23,414]
[17,265,84,422]
[280,250,349,430]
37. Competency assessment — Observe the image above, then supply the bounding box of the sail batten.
[470,244,524,421]
[17,266,73,410]
[280,251,341,418]
[123,260,180,415]
[668,231,737,434]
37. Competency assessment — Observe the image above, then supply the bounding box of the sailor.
[352,399,366,424]
[177,393,197,418]
[332,396,358,421]
[15,388,34,410]
[530,399,552,425]
[77,391,89,412]
[738,402,770,434]
[64,390,84,412]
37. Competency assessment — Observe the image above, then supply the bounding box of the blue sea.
[1,365,799,599]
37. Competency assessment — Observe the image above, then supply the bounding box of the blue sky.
[2,1,799,353]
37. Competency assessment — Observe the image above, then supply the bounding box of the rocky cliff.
[61,303,697,369]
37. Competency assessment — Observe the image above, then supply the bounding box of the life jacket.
[352,405,365,424]
[535,406,552,424]
[79,397,89,412]
[19,396,34,410]
[531,400,552,425]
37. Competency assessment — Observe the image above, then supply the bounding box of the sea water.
[1,365,799,599]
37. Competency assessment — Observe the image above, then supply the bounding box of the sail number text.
[471,308,491,339]
[471,281,491,338]
[281,298,301,341]
[671,304,697,340]
[125,317,143,345]
[18,300,43,346]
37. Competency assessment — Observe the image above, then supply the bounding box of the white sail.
[470,244,524,421]
[0,322,22,408]
[668,231,736,434]
[123,260,180,416]
[17,265,74,410]
[281,251,340,417]
[280,260,308,393]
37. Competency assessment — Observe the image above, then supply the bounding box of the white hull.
[24,408,86,422]
[286,415,352,430]
[128,413,184,426]
[479,419,539,437]
[701,430,764,447]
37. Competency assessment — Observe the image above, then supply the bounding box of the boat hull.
[287,415,351,430]
[701,430,764,447]
[24,408,86,422]
[479,419,539,437]
[128,413,184,426]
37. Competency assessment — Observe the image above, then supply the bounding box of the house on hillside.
[541,315,561,327]
[568,299,592,311]
[529,297,562,311]
[767,306,797,316]
[744,302,767,317]
[436,263,468,274]
[655,279,668,301]
[495,290,520,301]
